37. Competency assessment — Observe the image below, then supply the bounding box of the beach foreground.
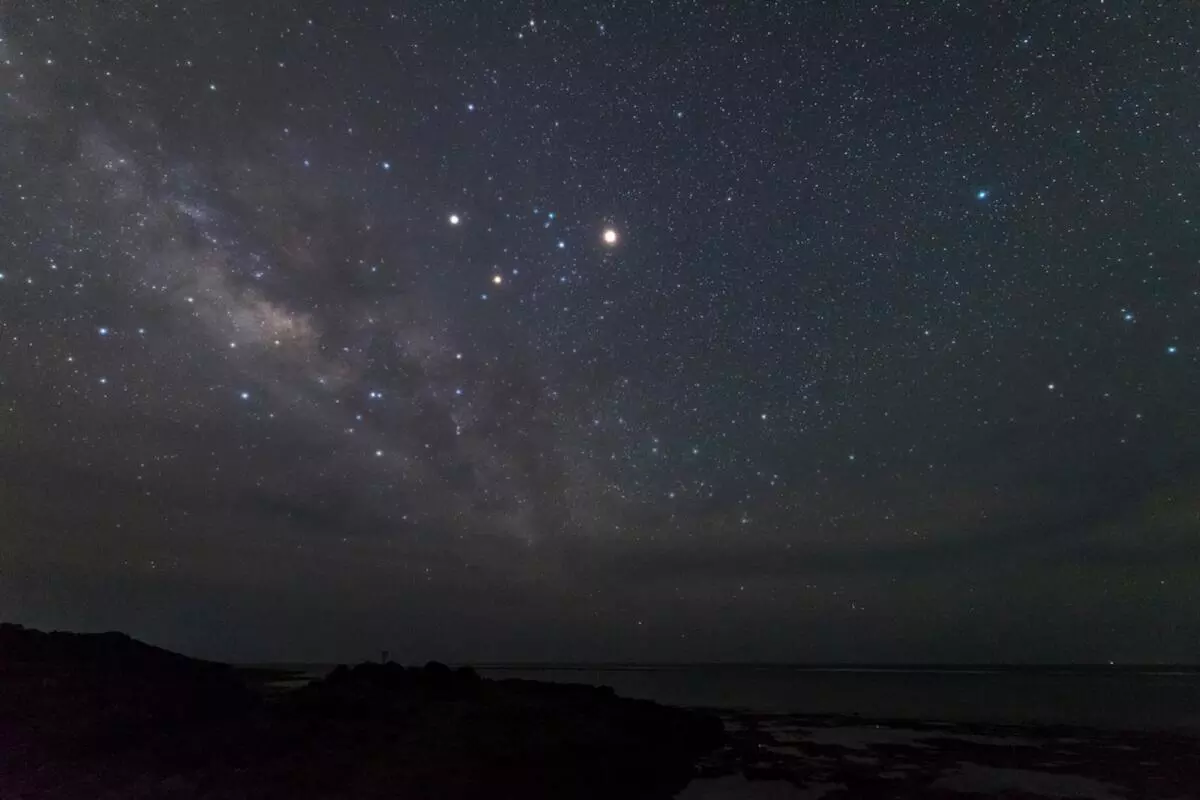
[684,709,1198,798]
[2,624,1197,798]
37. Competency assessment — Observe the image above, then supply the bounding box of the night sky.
[1,2,1197,664]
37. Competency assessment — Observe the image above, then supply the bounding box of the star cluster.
[0,1,1197,662]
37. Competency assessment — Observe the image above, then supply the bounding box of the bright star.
[603,228,619,245]
[1167,345,1178,355]
[381,161,391,170]
[976,189,989,200]
[240,392,250,400]
[98,327,109,336]
[449,213,461,226]
[492,274,503,285]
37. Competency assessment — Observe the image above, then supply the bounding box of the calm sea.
[268,664,1200,731]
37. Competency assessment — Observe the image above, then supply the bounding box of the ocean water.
[471,666,1200,731]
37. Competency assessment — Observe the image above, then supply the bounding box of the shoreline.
[681,708,1198,799]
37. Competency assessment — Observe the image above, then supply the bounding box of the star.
[0,0,1193,673]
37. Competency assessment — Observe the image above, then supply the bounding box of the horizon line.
[236,660,1200,671]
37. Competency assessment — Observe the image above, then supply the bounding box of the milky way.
[1,2,1197,663]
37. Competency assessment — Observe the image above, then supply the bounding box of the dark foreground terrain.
[686,710,1200,798]
[4,625,1198,799]
[0,624,722,799]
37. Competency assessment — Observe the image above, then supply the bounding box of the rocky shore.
[0,624,723,799]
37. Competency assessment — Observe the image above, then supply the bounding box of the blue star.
[98,327,110,336]
[1166,345,1178,355]
[976,189,989,201]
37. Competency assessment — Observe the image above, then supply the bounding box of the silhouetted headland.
[0,624,723,798]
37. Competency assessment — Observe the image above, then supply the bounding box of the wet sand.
[679,709,1199,798]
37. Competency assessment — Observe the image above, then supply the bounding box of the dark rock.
[0,624,723,799]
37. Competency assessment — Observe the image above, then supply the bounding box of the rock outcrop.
[0,624,723,799]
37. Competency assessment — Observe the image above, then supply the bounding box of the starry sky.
[1,1,1197,664]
